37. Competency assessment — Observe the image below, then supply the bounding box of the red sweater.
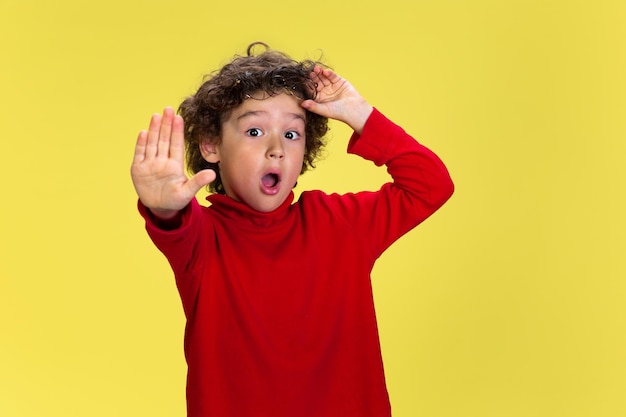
[139,109,454,417]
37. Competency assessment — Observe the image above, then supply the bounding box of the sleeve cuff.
[346,108,412,166]
[137,199,197,232]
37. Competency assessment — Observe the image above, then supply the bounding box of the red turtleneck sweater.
[139,109,454,417]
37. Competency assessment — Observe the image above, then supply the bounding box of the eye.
[246,128,263,137]
[284,130,301,140]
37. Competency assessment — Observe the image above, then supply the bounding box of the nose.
[266,135,284,160]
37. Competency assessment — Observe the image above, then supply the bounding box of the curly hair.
[178,42,329,195]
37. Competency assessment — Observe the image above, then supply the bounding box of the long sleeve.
[318,107,454,262]
[137,198,209,319]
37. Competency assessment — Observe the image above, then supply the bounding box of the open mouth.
[261,173,280,189]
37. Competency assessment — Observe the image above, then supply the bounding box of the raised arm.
[303,67,454,258]
[131,107,216,220]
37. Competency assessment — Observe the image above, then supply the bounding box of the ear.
[199,139,220,163]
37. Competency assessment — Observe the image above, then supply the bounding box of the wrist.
[149,207,181,220]
[346,102,374,135]
[147,207,184,230]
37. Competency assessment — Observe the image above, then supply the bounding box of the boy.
[131,43,454,417]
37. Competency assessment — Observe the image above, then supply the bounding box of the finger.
[310,67,327,91]
[157,107,175,157]
[145,113,162,158]
[185,169,217,196]
[318,67,337,85]
[169,115,185,162]
[300,99,328,118]
[312,70,330,88]
[310,65,323,78]
[132,129,148,165]
[322,68,340,82]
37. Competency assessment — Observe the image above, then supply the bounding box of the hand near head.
[131,107,216,219]
[301,66,373,134]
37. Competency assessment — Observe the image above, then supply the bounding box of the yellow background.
[1,0,625,416]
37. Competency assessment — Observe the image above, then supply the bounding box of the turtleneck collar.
[206,192,296,228]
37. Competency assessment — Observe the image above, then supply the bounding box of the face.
[202,93,307,213]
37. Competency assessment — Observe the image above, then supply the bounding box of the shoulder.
[296,189,346,219]
[297,188,377,222]
[297,189,343,205]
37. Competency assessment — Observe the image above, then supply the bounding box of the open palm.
[302,66,373,134]
[131,107,215,217]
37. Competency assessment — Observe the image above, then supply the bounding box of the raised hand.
[301,66,373,134]
[131,107,216,219]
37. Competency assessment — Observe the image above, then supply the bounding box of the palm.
[304,66,373,133]
[131,107,215,213]
[132,154,189,209]
[311,68,356,116]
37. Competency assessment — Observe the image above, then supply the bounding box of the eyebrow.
[236,110,306,123]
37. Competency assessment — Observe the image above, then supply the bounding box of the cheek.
[293,153,307,176]
[288,145,305,163]
[294,141,307,158]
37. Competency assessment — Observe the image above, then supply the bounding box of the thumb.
[185,169,217,195]
[301,99,328,118]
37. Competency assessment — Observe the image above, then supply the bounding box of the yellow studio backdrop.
[1,0,625,416]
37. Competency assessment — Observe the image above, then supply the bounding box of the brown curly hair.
[178,42,329,195]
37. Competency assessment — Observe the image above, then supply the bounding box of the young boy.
[131,43,454,417]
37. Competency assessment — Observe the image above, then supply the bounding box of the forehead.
[229,93,306,122]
